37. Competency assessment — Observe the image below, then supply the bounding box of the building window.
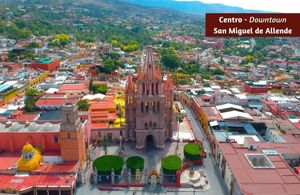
[147,84,149,95]
[141,102,144,113]
[53,135,59,144]
[152,102,155,112]
[67,133,71,139]
[145,122,148,129]
[153,122,157,129]
[145,102,149,113]
[107,133,112,141]
[152,83,154,95]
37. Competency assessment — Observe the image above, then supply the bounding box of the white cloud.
[176,0,300,13]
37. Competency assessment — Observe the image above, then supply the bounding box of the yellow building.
[17,143,42,171]
[28,71,49,87]
[113,93,126,128]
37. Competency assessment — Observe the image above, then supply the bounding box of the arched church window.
[152,83,154,95]
[153,122,157,129]
[145,102,149,113]
[145,122,148,129]
[141,102,144,113]
[156,83,158,94]
[149,122,152,129]
[157,101,160,111]
[152,102,155,112]
[142,83,145,94]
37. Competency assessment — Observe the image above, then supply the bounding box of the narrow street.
[184,106,229,195]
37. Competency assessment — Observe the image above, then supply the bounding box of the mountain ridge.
[127,0,264,15]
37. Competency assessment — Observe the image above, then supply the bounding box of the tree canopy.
[50,34,71,47]
[160,48,181,70]
[77,99,90,111]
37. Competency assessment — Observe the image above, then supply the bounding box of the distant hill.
[127,0,263,15]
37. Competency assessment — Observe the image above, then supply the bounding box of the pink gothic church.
[125,46,176,149]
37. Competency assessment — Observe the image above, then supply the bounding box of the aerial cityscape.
[0,0,300,195]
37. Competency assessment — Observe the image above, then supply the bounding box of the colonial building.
[125,46,176,149]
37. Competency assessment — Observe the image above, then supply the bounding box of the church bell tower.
[59,102,86,164]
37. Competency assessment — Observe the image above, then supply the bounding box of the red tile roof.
[59,83,89,93]
[217,140,300,195]
[36,98,77,106]
[0,174,75,191]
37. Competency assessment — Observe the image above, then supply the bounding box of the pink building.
[125,46,176,149]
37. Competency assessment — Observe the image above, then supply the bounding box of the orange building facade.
[0,103,86,164]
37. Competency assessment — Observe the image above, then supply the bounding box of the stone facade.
[125,46,176,149]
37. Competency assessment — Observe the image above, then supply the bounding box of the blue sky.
[176,0,299,12]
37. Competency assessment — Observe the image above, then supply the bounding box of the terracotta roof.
[91,123,108,129]
[217,140,300,195]
[59,83,89,92]
[36,98,77,106]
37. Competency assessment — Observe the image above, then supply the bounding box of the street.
[184,106,229,195]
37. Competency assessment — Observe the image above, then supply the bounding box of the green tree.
[89,78,93,92]
[50,34,71,47]
[24,97,37,112]
[245,55,254,63]
[121,43,138,52]
[77,99,90,111]
[211,69,224,75]
[103,59,116,74]
[91,84,108,95]
[25,88,41,97]
[161,53,181,70]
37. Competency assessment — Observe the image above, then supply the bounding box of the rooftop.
[39,58,53,64]
[218,140,300,195]
[216,103,245,112]
[0,172,75,192]
[0,121,60,132]
[220,110,253,121]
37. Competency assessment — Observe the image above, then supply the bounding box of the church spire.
[126,72,134,92]
[143,46,156,80]
[165,73,173,91]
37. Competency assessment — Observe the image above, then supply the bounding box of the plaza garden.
[92,141,204,186]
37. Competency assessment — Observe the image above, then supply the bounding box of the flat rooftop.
[218,139,300,195]
[0,173,75,191]
[0,121,60,132]
[37,110,62,121]
[39,58,53,64]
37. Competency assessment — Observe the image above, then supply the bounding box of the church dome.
[22,143,34,153]
[17,143,42,171]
